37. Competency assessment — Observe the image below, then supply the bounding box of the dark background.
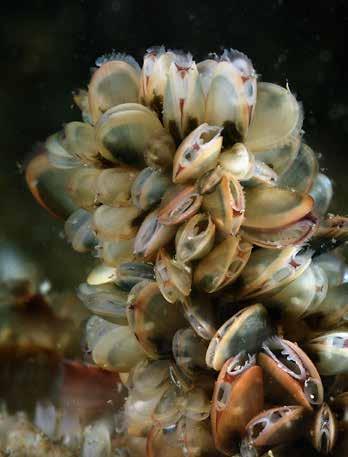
[1,0,347,289]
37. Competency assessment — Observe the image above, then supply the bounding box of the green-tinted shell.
[131,167,171,211]
[88,58,140,124]
[206,304,271,370]
[194,236,252,293]
[127,280,187,358]
[26,152,78,220]
[95,103,165,167]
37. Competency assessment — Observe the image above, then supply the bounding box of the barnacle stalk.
[25,47,348,457]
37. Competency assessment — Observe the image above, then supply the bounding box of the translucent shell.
[172,123,223,184]
[88,59,140,124]
[253,135,301,176]
[85,316,146,372]
[184,388,211,422]
[163,53,205,142]
[154,248,192,303]
[277,143,318,193]
[45,131,81,169]
[127,280,187,358]
[62,122,99,166]
[211,353,263,455]
[25,152,78,220]
[244,405,306,448]
[259,337,324,410]
[64,209,97,253]
[176,418,217,456]
[98,238,135,267]
[306,330,348,375]
[243,186,313,230]
[310,173,333,216]
[172,328,208,379]
[133,209,177,259]
[158,185,203,226]
[95,103,164,167]
[245,82,303,153]
[0,243,41,306]
[310,403,337,454]
[183,295,218,342]
[313,283,348,330]
[194,236,252,293]
[146,422,184,457]
[205,51,256,144]
[96,167,138,207]
[130,359,170,396]
[219,142,255,180]
[196,59,218,97]
[82,418,113,457]
[203,174,245,236]
[77,282,128,324]
[238,245,312,300]
[313,253,347,288]
[206,304,271,371]
[93,205,141,241]
[242,186,316,248]
[266,264,328,319]
[125,384,169,437]
[114,262,154,291]
[67,166,101,210]
[315,214,348,253]
[152,384,185,427]
[175,213,216,263]
[139,47,174,116]
[86,264,117,286]
[73,88,92,124]
[144,129,176,171]
[131,167,171,211]
[197,165,224,195]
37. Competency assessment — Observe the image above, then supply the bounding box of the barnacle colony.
[26,46,348,456]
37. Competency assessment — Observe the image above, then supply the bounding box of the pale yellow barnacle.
[88,54,140,124]
[205,49,257,144]
[95,103,165,167]
[139,46,174,116]
[173,123,223,184]
[163,52,205,142]
[246,82,303,153]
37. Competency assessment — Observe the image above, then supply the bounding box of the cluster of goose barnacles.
[19,46,348,456]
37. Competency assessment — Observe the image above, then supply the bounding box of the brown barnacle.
[203,174,245,236]
[309,402,337,455]
[258,336,324,410]
[158,184,203,226]
[211,352,263,455]
[244,405,307,449]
